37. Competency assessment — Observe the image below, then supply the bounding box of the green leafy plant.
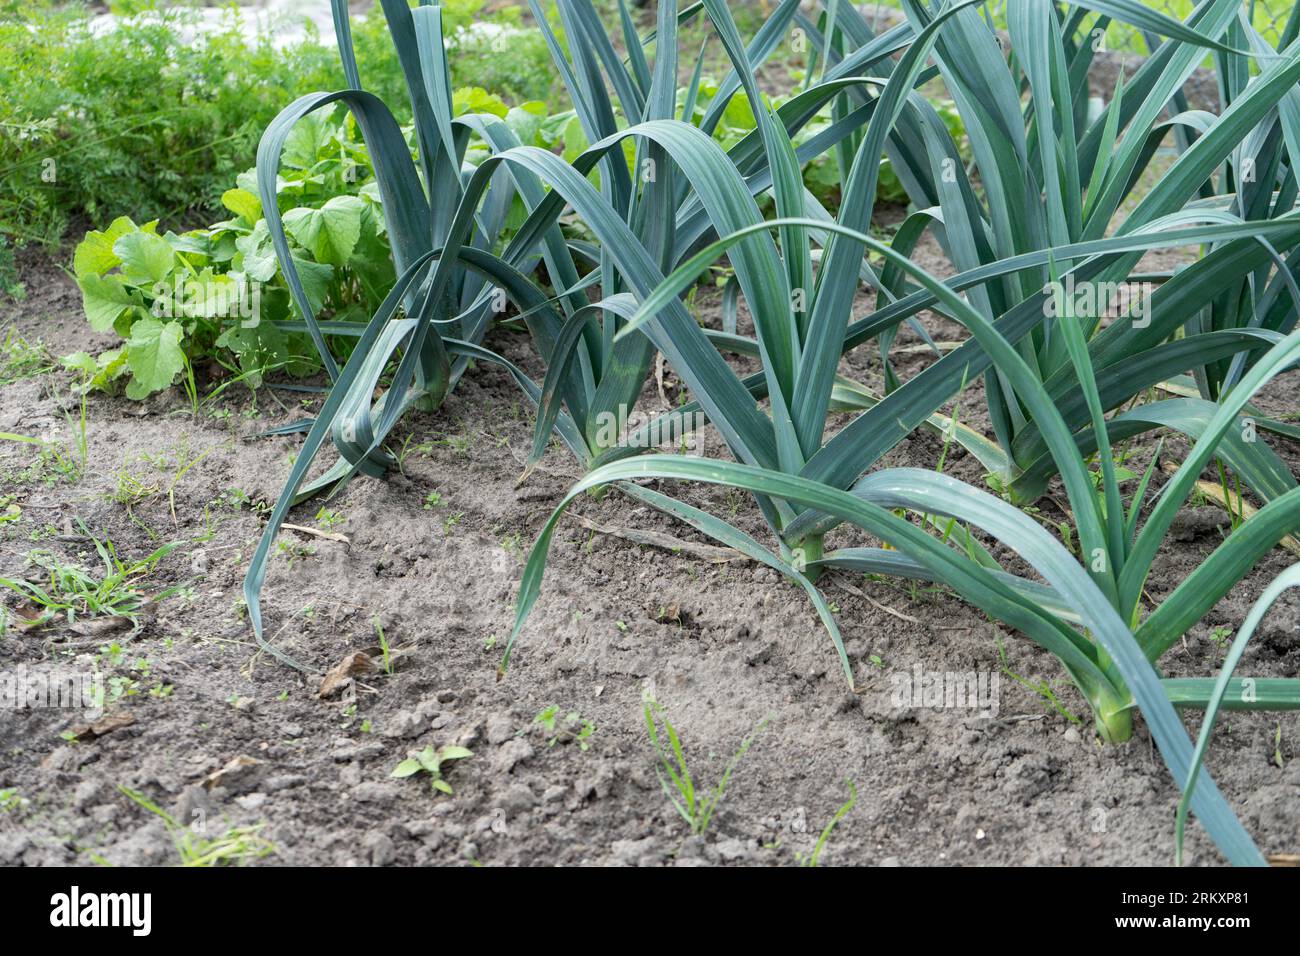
[66,99,396,397]
[644,699,767,837]
[0,0,551,244]
[391,744,474,794]
[0,524,181,631]
[534,705,596,750]
[68,81,584,400]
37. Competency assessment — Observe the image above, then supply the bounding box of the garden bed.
[2,241,1296,867]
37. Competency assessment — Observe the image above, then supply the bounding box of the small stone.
[380,711,425,740]
[366,832,397,866]
[493,738,533,774]
[263,774,307,793]
[40,745,87,773]
[714,837,752,862]
[611,837,658,866]
[331,741,385,762]
[493,784,536,815]
[0,834,32,864]
[1063,727,1081,744]
[571,765,615,803]
[72,779,107,810]
[453,721,483,750]
[677,835,706,859]
[485,714,515,746]
[350,782,396,804]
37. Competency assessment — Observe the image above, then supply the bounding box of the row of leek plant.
[495,1,1300,865]
[241,0,1300,863]
[507,0,1300,691]
[242,0,938,661]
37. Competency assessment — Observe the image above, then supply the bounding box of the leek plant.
[502,0,1300,867]
[242,0,944,663]
[514,0,946,475]
[242,0,601,667]
[513,0,1300,678]
[511,230,1300,865]
[253,0,565,501]
[1175,561,1300,864]
[799,0,1300,505]
[1172,10,1300,410]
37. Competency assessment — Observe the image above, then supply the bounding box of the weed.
[797,780,858,867]
[534,705,595,750]
[391,744,473,795]
[0,331,50,384]
[373,615,394,676]
[644,698,767,837]
[995,635,1083,727]
[118,786,274,866]
[0,524,182,629]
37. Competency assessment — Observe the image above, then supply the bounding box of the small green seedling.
[996,633,1082,725]
[534,705,595,750]
[643,698,768,836]
[314,507,344,529]
[391,744,473,794]
[797,779,858,867]
[1209,625,1233,650]
[373,615,394,675]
